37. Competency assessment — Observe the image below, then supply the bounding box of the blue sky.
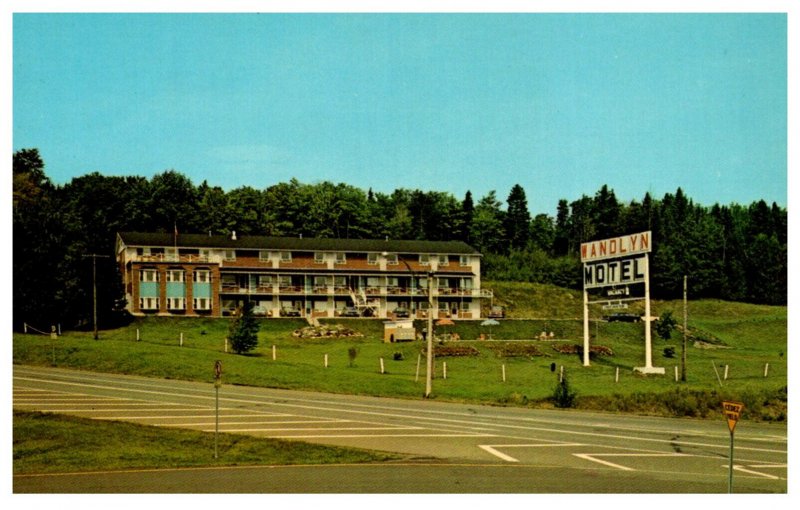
[12,11,788,216]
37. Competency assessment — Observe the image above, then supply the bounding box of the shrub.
[552,343,613,359]
[393,351,404,361]
[663,346,676,358]
[228,302,259,354]
[486,343,545,358]
[429,345,480,357]
[552,375,577,408]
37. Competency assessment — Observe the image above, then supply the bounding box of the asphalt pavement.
[12,365,788,493]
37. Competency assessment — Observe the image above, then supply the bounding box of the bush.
[228,302,259,354]
[392,351,404,361]
[348,347,359,367]
[552,375,577,408]
[663,346,676,358]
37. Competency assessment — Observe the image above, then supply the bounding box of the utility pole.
[682,275,688,382]
[425,270,434,398]
[83,254,110,340]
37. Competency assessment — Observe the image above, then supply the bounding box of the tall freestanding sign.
[581,231,664,374]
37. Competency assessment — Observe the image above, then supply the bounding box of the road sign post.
[723,401,744,493]
[214,360,222,459]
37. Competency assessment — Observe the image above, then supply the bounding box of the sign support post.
[214,360,222,460]
[582,289,590,366]
[723,401,744,493]
[642,254,654,371]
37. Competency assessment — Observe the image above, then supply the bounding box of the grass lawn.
[14,291,787,421]
[13,410,399,475]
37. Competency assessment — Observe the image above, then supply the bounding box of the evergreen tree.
[505,184,532,250]
[229,301,260,354]
[553,199,570,256]
[458,191,475,243]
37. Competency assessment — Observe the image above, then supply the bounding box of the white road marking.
[478,445,519,463]
[84,415,318,421]
[727,464,786,480]
[574,452,688,471]
[479,442,585,463]
[267,433,496,439]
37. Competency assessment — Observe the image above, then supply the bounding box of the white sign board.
[583,255,648,289]
[581,231,651,263]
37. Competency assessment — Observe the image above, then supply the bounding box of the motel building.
[116,231,492,320]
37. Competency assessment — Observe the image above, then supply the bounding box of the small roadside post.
[214,360,222,459]
[723,400,744,493]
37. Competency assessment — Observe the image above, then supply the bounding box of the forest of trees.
[12,148,787,331]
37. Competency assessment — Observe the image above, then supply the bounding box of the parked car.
[488,306,505,319]
[341,306,361,317]
[252,305,267,317]
[392,307,410,318]
[604,312,642,323]
[279,306,301,317]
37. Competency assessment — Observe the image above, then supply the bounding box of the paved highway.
[13,365,787,493]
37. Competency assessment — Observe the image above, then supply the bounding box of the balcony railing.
[216,283,492,299]
[135,254,213,264]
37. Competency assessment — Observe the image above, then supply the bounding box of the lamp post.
[384,251,435,398]
[424,269,434,398]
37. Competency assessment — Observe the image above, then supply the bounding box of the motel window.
[314,252,325,263]
[259,251,270,262]
[167,298,185,310]
[224,250,236,261]
[280,252,292,263]
[419,254,430,266]
[193,298,210,310]
[199,249,210,261]
[140,269,159,282]
[166,270,185,283]
[459,255,470,267]
[335,252,346,264]
[386,253,398,265]
[367,253,378,265]
[194,270,210,283]
[258,275,273,287]
[139,297,159,310]
[438,255,449,266]
[165,248,178,261]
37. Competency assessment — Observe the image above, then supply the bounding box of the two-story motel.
[116,232,492,320]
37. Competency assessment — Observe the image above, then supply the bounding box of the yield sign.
[723,401,744,433]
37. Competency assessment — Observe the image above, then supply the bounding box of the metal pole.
[82,254,109,340]
[215,384,219,459]
[582,289,590,366]
[728,430,734,493]
[682,275,687,381]
[425,271,434,398]
[643,254,653,369]
[92,255,98,340]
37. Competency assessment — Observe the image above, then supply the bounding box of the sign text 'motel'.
[581,231,651,263]
[584,256,647,289]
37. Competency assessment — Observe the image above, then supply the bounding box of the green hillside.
[14,282,786,421]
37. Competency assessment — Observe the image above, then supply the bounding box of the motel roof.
[117,232,481,256]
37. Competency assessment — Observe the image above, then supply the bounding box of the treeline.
[12,148,786,330]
